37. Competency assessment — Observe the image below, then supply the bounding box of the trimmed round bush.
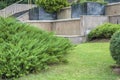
[0,17,72,79]
[88,23,120,41]
[110,31,120,65]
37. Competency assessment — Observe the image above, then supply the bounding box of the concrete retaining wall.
[17,7,71,21]
[0,3,36,17]
[26,18,81,35]
[26,16,108,36]
[81,16,109,36]
[57,7,71,19]
[26,20,52,32]
[109,15,120,24]
[56,35,86,44]
[25,16,109,44]
[106,2,120,16]
[17,12,29,21]
[52,19,80,35]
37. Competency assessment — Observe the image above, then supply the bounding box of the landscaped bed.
[17,42,120,80]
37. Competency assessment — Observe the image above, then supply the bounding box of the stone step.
[56,35,86,44]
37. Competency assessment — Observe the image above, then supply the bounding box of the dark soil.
[88,39,110,43]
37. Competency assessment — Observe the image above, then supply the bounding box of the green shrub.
[0,0,18,9]
[88,23,120,41]
[0,0,35,9]
[0,17,72,79]
[110,31,120,65]
[35,0,70,13]
[0,1,8,9]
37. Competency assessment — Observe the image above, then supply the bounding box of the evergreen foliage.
[35,0,70,13]
[0,17,72,79]
[110,31,120,65]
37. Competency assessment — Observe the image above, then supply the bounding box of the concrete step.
[56,35,86,44]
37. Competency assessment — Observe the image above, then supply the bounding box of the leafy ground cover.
[17,42,120,80]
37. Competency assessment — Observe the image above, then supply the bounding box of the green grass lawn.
[17,42,120,80]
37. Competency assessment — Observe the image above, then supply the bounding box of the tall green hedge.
[0,17,72,79]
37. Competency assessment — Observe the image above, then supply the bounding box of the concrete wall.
[52,19,80,35]
[57,7,71,19]
[17,6,71,21]
[80,16,109,36]
[26,19,82,44]
[68,0,77,3]
[0,4,36,17]
[26,20,52,32]
[17,12,29,21]
[56,35,86,44]
[106,2,120,16]
[25,16,109,44]
[26,19,81,35]
[109,15,120,24]
[26,16,109,36]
